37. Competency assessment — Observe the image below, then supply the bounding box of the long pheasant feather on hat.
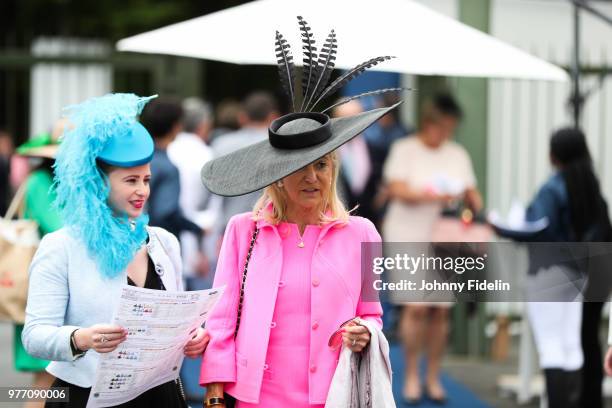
[304,29,337,111]
[275,31,297,112]
[298,15,318,111]
[275,16,405,113]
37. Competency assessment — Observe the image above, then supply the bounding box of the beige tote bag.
[0,183,40,323]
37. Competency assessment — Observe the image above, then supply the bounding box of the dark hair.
[140,97,183,139]
[550,127,612,241]
[242,91,278,122]
[419,93,463,129]
[96,159,116,176]
[433,93,463,119]
[37,158,56,174]
[379,93,402,121]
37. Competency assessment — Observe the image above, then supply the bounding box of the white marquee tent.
[117,0,568,81]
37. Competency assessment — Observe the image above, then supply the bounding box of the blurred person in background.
[167,97,215,404]
[210,91,279,235]
[12,121,65,408]
[0,130,13,215]
[140,97,204,244]
[371,93,411,159]
[167,97,215,285]
[364,93,412,228]
[498,128,612,408]
[383,93,482,404]
[208,99,242,143]
[332,100,372,215]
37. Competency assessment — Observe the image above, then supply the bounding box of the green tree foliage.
[1,0,247,47]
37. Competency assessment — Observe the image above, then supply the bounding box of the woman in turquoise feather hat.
[22,93,209,407]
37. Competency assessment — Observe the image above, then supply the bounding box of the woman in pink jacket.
[198,17,401,407]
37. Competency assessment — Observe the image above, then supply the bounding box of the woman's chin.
[126,209,143,219]
[297,200,322,210]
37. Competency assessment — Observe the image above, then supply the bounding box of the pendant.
[298,241,305,248]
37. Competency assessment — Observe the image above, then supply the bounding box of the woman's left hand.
[183,328,209,358]
[342,322,371,353]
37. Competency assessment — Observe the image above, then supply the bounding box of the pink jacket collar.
[254,203,345,239]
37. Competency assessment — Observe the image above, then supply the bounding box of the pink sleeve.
[356,218,383,329]
[199,217,241,385]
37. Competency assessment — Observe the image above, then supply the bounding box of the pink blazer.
[199,212,383,404]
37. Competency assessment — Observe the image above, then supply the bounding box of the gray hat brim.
[201,102,401,197]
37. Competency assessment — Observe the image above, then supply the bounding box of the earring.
[277,181,284,188]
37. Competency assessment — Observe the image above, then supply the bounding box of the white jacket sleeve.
[22,232,80,361]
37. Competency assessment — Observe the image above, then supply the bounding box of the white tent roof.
[117,0,568,81]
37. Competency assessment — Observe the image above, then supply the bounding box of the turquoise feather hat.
[53,93,156,279]
[97,121,154,167]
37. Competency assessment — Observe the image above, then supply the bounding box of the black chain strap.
[234,226,259,338]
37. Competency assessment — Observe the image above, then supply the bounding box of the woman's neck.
[285,206,321,234]
[417,132,442,149]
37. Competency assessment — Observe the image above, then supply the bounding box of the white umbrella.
[117,0,567,82]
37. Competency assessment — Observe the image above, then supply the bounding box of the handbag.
[0,183,40,323]
[430,206,492,271]
[223,225,259,408]
[431,207,493,244]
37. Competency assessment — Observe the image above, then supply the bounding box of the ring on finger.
[100,334,108,343]
[352,338,356,347]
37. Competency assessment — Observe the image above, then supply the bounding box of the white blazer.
[22,226,183,387]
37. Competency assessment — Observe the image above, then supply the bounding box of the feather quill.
[275,30,296,112]
[297,16,318,111]
[309,56,395,111]
[304,29,337,112]
[321,87,411,113]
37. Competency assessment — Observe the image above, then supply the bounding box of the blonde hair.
[252,151,350,225]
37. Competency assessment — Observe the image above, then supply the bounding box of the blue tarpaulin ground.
[390,343,491,408]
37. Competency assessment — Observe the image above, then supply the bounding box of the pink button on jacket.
[199,212,383,404]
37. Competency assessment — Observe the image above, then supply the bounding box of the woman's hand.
[465,187,483,213]
[341,321,371,353]
[604,346,612,376]
[74,324,127,353]
[203,382,225,408]
[184,327,210,358]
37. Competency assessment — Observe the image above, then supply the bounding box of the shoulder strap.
[235,224,259,338]
[4,182,28,221]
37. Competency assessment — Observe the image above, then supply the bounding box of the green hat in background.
[16,118,71,159]
[16,132,59,159]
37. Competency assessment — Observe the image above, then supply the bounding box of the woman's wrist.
[73,328,90,351]
[204,383,225,406]
[205,382,224,397]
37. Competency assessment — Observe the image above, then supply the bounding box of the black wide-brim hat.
[202,102,400,197]
[201,15,406,197]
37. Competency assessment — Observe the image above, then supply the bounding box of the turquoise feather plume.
[52,93,155,279]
